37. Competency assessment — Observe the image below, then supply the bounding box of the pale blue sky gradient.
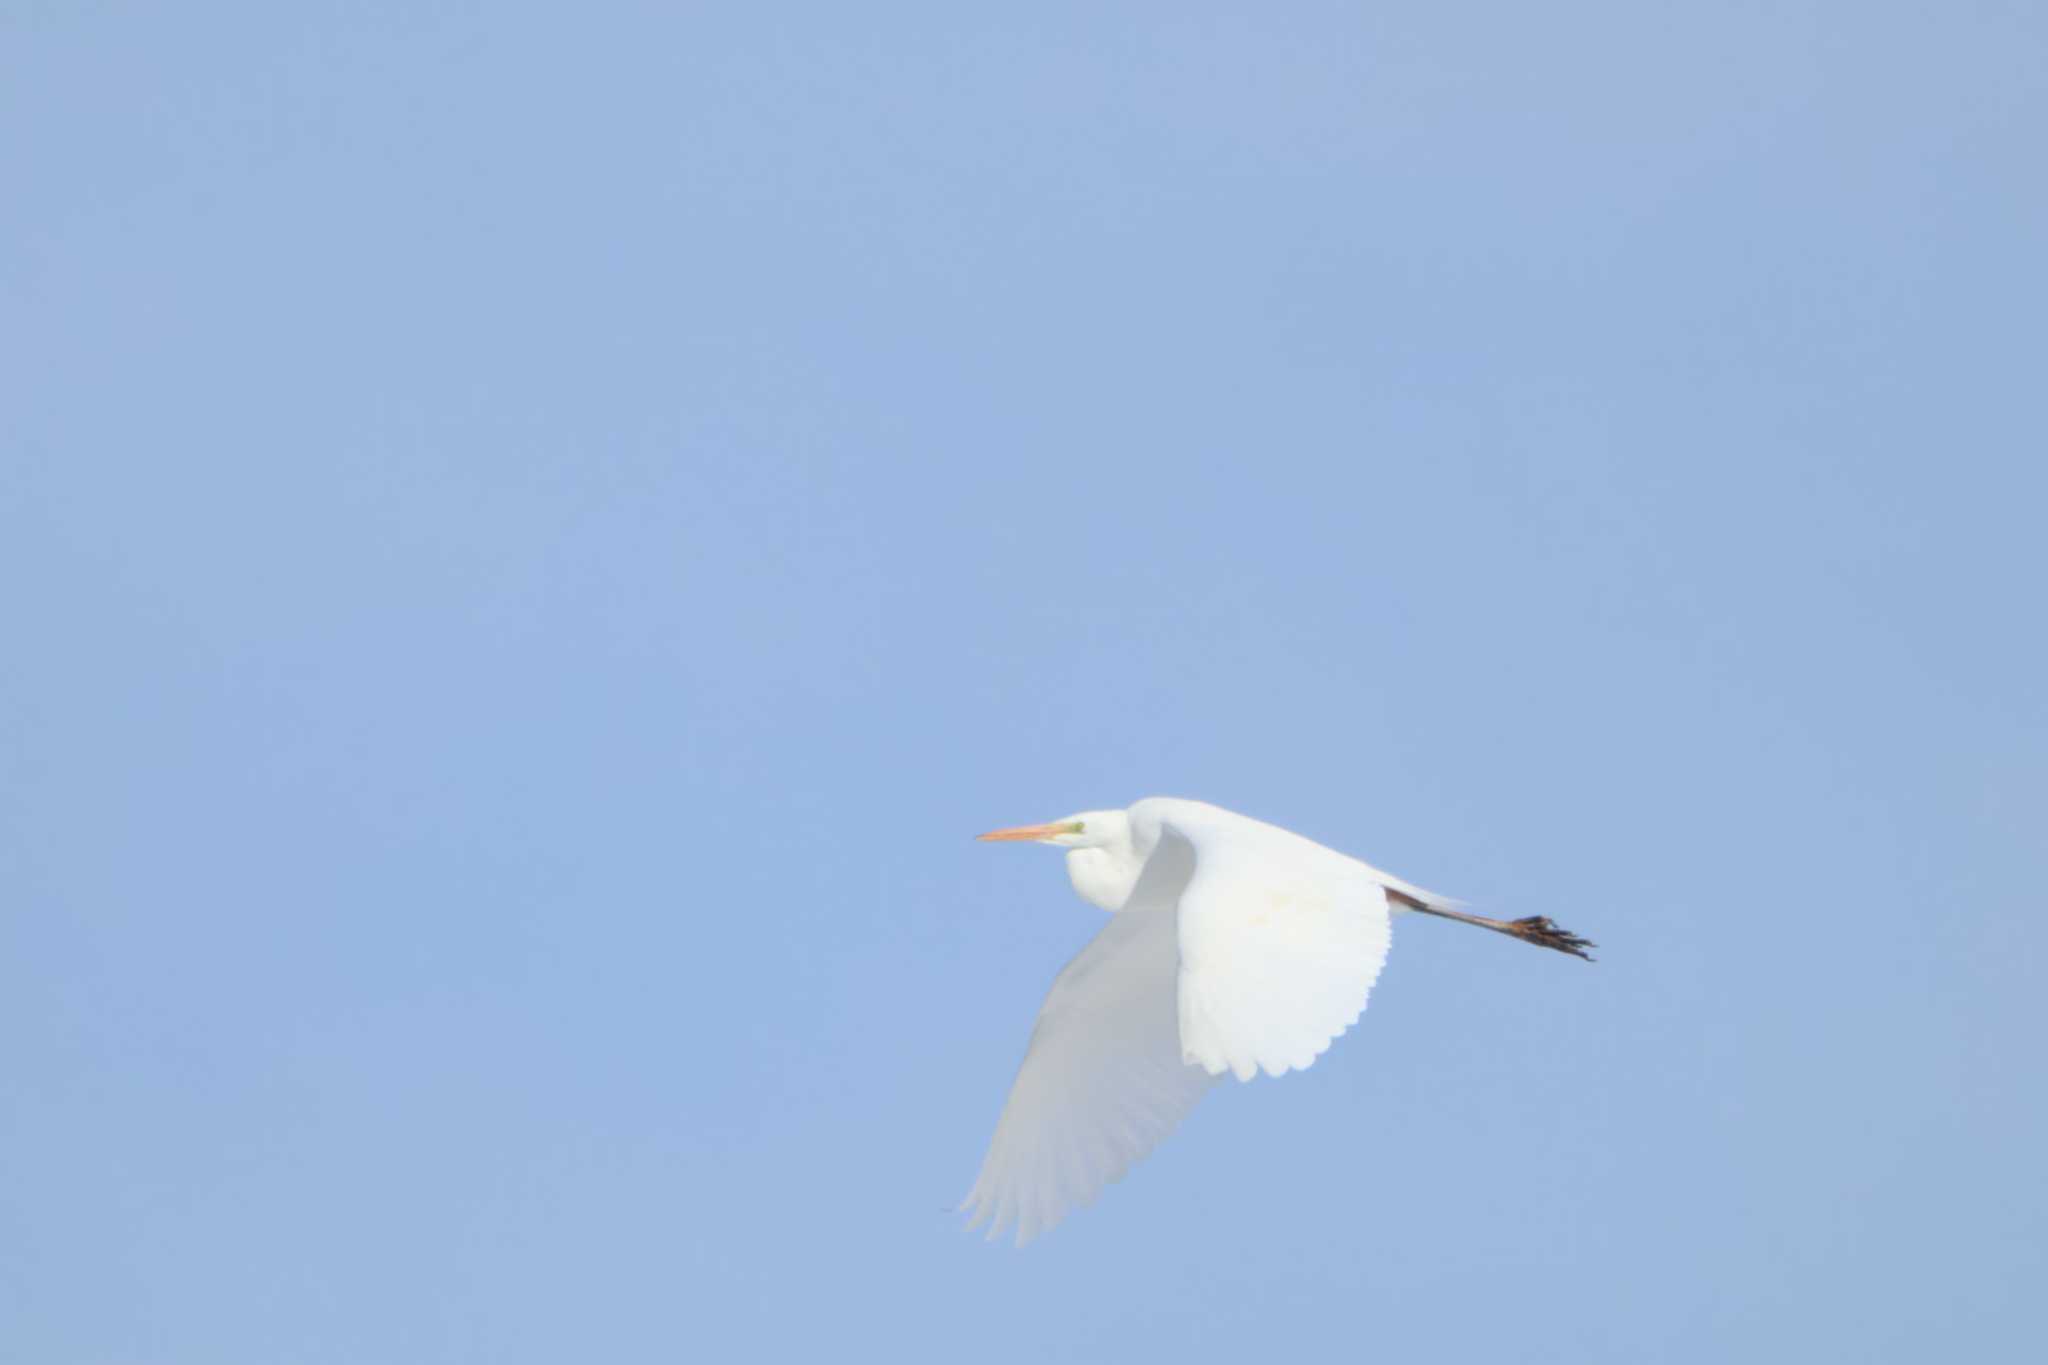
[5,4,2045,1360]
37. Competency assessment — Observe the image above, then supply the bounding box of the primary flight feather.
[963,797,1592,1245]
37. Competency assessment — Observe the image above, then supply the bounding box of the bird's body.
[966,797,1591,1244]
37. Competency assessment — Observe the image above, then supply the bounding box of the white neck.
[1065,845,1142,912]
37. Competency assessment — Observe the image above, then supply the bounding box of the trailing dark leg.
[1388,893,1597,962]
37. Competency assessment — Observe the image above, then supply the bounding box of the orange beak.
[976,821,1083,842]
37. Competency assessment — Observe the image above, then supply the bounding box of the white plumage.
[963,796,1592,1245]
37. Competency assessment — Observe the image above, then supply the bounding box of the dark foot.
[1509,916,1596,961]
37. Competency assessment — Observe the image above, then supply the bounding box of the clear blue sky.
[5,3,2044,1360]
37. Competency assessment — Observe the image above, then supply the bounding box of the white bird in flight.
[963,796,1592,1244]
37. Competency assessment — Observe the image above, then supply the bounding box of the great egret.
[963,797,1591,1244]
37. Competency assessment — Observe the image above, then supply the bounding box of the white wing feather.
[1150,802,1395,1082]
[965,799,1406,1243]
[961,849,1216,1245]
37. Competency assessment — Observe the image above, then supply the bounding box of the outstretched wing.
[1154,804,1395,1082]
[961,841,1216,1245]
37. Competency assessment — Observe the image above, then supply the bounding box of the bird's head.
[978,810,1139,912]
